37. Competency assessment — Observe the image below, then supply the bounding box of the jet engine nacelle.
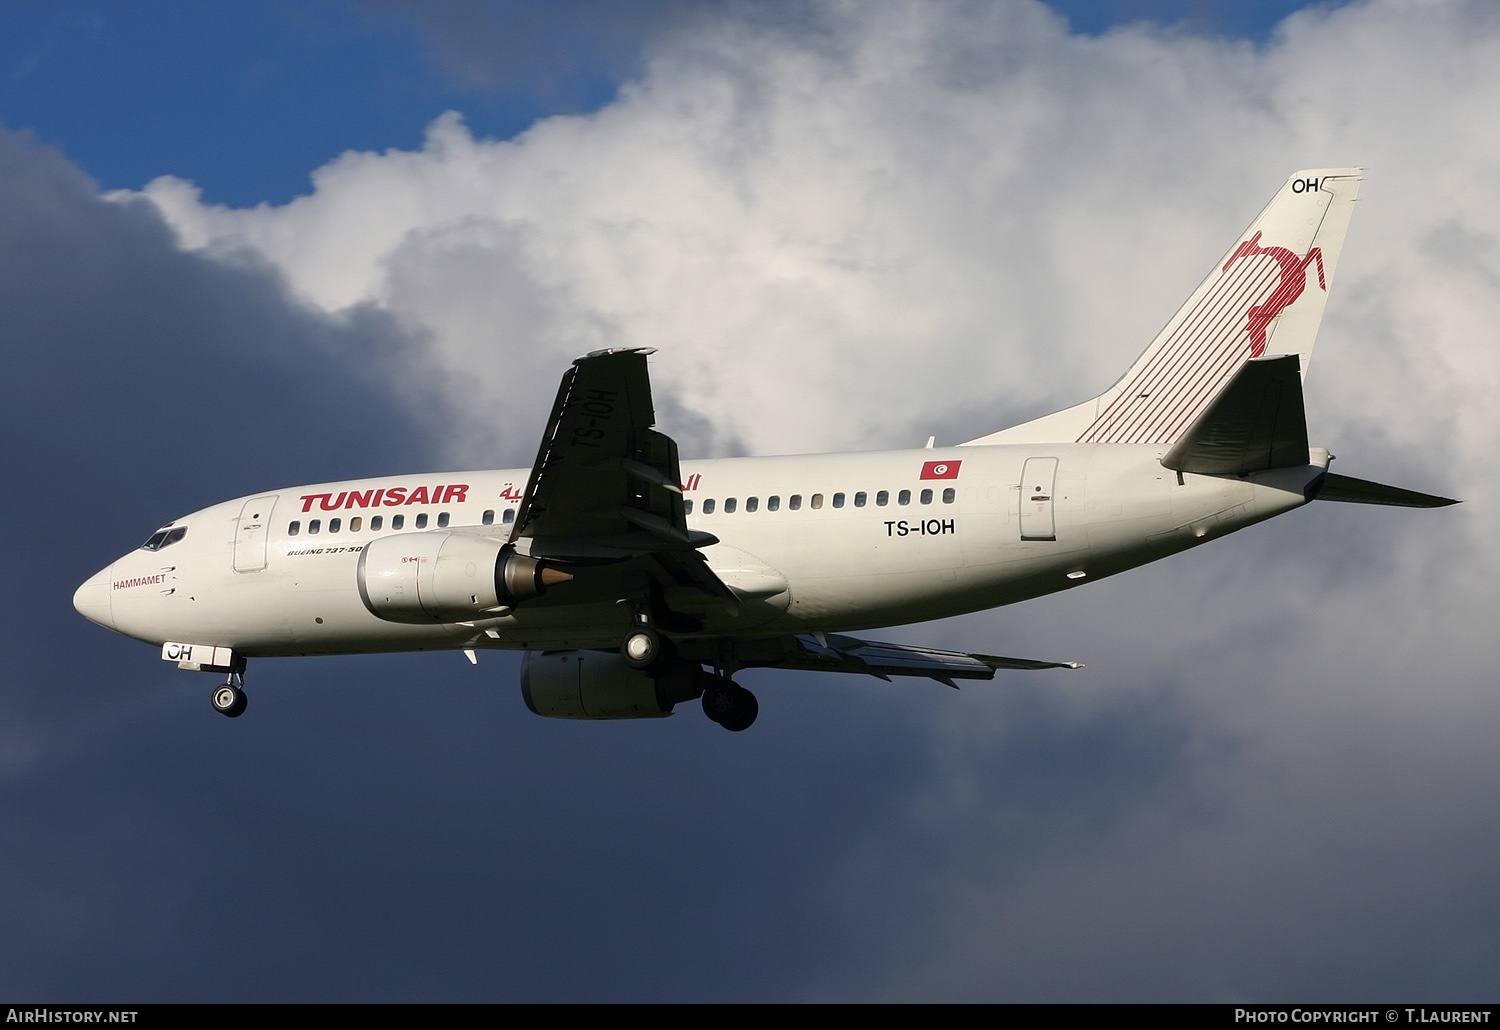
[521,651,706,720]
[356,531,566,624]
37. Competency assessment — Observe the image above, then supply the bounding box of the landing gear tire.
[212,683,247,718]
[621,626,666,671]
[702,680,758,732]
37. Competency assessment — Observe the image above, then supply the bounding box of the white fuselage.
[74,443,1328,658]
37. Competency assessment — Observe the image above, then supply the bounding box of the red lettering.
[112,573,166,590]
[302,482,472,511]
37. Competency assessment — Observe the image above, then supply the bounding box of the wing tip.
[578,346,657,364]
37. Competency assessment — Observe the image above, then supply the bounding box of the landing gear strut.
[701,677,758,732]
[211,669,248,718]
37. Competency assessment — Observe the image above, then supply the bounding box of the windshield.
[141,526,187,552]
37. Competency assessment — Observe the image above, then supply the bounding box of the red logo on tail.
[1221,231,1326,357]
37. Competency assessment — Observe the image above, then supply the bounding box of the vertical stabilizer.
[966,168,1361,447]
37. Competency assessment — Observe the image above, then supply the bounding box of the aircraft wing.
[508,348,737,605]
[732,633,1082,688]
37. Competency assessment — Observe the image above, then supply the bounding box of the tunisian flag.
[919,460,961,480]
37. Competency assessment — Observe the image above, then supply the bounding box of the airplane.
[73,168,1456,731]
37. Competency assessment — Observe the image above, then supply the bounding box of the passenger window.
[392,515,404,530]
[768,496,780,511]
[920,489,932,505]
[437,512,449,528]
[789,495,802,511]
[943,488,955,504]
[371,515,383,531]
[703,499,716,514]
[746,497,758,512]
[684,499,694,515]
[876,491,889,507]
[503,509,516,524]
[309,520,321,535]
[724,498,737,514]
[288,522,300,537]
[415,513,428,529]
[482,510,494,526]
[329,518,342,534]
[832,493,845,508]
[854,492,867,508]
[810,493,823,509]
[898,490,911,505]
[350,517,362,532]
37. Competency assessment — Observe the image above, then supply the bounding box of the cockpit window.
[141,526,187,552]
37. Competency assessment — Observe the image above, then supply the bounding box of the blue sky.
[2,1,1329,206]
[0,1,615,206]
[5,0,1498,1005]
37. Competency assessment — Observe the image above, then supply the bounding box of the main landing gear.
[620,623,667,671]
[619,603,758,731]
[211,669,248,718]
[701,677,758,732]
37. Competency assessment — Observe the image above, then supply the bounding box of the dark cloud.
[355,0,705,97]
[356,0,827,100]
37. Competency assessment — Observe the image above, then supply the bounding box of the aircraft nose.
[73,565,114,630]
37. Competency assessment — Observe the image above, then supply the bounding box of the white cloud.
[114,0,1500,998]
[125,2,1500,481]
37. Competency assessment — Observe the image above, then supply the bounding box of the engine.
[521,650,707,720]
[356,531,569,624]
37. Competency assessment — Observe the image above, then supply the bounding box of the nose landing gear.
[211,670,247,718]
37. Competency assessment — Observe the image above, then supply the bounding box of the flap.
[728,633,1082,688]
[507,348,734,607]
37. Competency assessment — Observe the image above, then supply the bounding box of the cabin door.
[1019,458,1058,541]
[233,495,279,573]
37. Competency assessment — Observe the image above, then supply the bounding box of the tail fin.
[966,168,1362,447]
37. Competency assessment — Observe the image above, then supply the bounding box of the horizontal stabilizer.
[1314,473,1458,508]
[1160,354,1308,475]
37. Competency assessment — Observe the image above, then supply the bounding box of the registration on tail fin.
[968,168,1362,448]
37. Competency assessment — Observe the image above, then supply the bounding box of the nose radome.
[73,566,114,630]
